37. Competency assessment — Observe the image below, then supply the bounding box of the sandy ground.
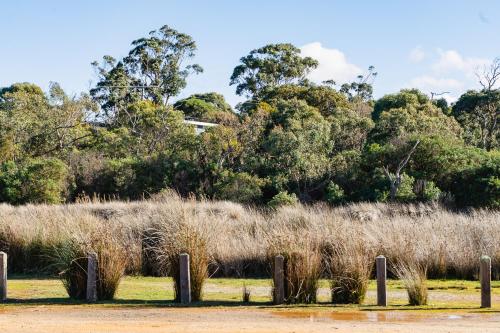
[2,279,500,332]
[1,305,500,333]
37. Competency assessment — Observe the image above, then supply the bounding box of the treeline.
[0,25,498,208]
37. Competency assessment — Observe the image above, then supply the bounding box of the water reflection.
[272,311,499,323]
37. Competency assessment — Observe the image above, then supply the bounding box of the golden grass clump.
[392,260,428,305]
[324,235,375,304]
[148,203,214,302]
[49,237,88,299]
[267,207,323,304]
[93,232,128,300]
[45,215,128,300]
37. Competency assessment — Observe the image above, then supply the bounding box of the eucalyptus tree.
[91,25,203,126]
[230,43,318,99]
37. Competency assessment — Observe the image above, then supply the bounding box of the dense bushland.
[0,24,498,209]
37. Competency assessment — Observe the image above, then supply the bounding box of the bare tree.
[383,140,420,201]
[430,91,450,100]
[472,57,500,151]
[477,58,500,91]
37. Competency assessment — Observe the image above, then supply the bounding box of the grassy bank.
[3,275,500,311]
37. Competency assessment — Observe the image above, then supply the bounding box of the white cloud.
[300,42,362,84]
[408,76,463,103]
[409,46,426,63]
[409,75,463,91]
[407,48,494,103]
[432,49,490,78]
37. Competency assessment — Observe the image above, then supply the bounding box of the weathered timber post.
[376,255,387,306]
[86,252,98,303]
[480,255,491,308]
[0,252,7,301]
[273,255,285,305]
[179,253,191,304]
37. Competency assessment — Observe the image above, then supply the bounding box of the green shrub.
[48,238,88,300]
[214,171,264,204]
[268,191,298,208]
[0,161,22,203]
[422,181,441,201]
[395,173,416,202]
[451,157,500,208]
[0,158,69,204]
[325,182,345,205]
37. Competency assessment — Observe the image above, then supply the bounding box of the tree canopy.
[0,25,498,209]
[230,43,318,98]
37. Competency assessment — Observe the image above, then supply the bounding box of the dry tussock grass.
[0,195,499,303]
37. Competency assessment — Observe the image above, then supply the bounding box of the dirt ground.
[1,305,500,333]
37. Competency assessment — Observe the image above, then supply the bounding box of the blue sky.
[1,1,499,105]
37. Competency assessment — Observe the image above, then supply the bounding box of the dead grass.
[0,195,499,302]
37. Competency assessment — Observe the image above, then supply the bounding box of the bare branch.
[477,58,500,91]
[383,140,421,201]
[430,91,450,100]
[382,166,393,182]
[396,140,421,175]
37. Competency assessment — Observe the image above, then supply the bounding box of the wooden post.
[273,255,285,305]
[0,252,6,301]
[179,253,191,304]
[86,252,98,303]
[376,255,387,306]
[480,255,491,308]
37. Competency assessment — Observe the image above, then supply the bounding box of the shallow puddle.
[271,311,500,323]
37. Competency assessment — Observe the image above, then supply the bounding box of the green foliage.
[0,31,498,209]
[214,171,264,204]
[422,181,442,202]
[368,170,416,203]
[433,97,451,115]
[452,89,499,150]
[329,109,374,152]
[372,89,430,120]
[410,137,492,189]
[0,82,94,162]
[22,158,70,204]
[256,84,350,117]
[268,191,298,208]
[0,158,69,204]
[230,43,318,98]
[91,24,202,119]
[258,99,332,199]
[395,173,417,202]
[0,161,22,203]
[339,65,377,103]
[325,182,345,205]
[369,104,462,144]
[174,93,236,124]
[450,154,500,208]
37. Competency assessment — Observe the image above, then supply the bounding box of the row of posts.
[0,251,494,307]
[272,254,494,308]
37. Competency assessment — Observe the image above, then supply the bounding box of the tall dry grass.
[0,195,499,302]
[324,236,375,304]
[392,260,428,305]
[42,213,128,300]
[147,204,215,301]
[268,233,322,304]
